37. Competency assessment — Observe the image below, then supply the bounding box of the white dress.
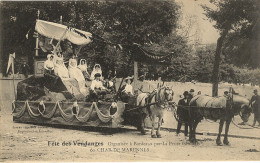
[90,80,105,90]
[68,59,87,96]
[44,60,54,70]
[90,69,103,80]
[56,65,69,79]
[123,84,133,95]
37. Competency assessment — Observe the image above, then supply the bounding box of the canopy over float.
[35,19,92,45]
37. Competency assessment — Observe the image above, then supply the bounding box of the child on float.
[44,54,54,74]
[90,64,103,80]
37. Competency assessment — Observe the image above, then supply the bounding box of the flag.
[6,52,15,74]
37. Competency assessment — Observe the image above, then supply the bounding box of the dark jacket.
[250,95,260,114]
[177,98,190,122]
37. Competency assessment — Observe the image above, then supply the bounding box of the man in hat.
[223,91,229,98]
[90,73,107,100]
[250,89,260,127]
[176,91,190,137]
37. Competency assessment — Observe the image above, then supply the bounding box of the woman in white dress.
[90,64,103,80]
[78,59,90,80]
[54,57,69,79]
[68,58,87,95]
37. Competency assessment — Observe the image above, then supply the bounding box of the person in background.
[250,89,260,127]
[44,54,54,74]
[90,64,103,80]
[197,91,201,95]
[90,73,107,101]
[78,59,90,81]
[223,91,229,98]
[176,91,190,137]
[18,61,29,78]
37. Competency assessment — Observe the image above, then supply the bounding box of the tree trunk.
[212,29,229,97]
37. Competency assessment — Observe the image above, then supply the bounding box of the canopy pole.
[12,54,16,100]
[35,10,40,57]
[134,61,138,88]
[75,45,83,57]
[53,28,68,55]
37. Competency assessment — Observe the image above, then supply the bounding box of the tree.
[0,1,181,77]
[202,0,260,96]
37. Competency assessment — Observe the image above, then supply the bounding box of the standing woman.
[78,59,91,81]
[90,64,103,80]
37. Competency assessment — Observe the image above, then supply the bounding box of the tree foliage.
[0,1,181,77]
[0,1,259,86]
[203,0,260,68]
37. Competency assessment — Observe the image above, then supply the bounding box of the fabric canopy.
[35,20,92,45]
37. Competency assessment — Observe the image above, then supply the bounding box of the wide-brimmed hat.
[189,89,194,92]
[125,76,133,83]
[224,91,229,95]
[94,73,101,78]
[183,91,189,96]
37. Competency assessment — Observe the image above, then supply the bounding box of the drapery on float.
[12,100,125,128]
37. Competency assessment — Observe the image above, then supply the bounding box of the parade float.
[11,12,173,131]
[12,17,126,128]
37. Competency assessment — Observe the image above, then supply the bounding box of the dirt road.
[1,80,260,161]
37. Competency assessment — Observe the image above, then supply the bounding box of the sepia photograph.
[0,0,259,162]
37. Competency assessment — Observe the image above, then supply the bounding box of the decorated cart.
[11,14,172,131]
[11,17,127,129]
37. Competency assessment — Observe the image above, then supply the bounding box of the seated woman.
[68,58,87,95]
[90,64,103,80]
[54,57,70,79]
[121,76,135,103]
[44,54,54,74]
[90,73,107,101]
[78,59,91,81]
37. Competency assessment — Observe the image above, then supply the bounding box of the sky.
[175,0,220,44]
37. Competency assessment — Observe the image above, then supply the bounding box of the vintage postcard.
[0,0,259,162]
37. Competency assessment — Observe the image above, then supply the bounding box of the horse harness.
[139,87,169,115]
